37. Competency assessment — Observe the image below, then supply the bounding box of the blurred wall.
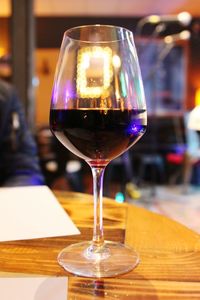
[35,49,59,126]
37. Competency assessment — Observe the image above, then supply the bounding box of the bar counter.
[0,191,200,299]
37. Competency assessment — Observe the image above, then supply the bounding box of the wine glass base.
[57,240,139,278]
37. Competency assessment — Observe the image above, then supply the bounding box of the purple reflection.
[64,81,76,108]
[127,119,144,136]
[52,81,76,108]
[51,84,58,107]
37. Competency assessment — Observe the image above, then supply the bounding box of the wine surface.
[50,109,146,166]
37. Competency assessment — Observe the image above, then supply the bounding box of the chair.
[136,153,166,198]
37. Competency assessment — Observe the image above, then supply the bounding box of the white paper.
[0,186,80,241]
[0,277,68,300]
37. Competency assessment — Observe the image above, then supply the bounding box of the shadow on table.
[68,273,159,299]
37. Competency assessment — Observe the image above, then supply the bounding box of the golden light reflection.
[195,88,200,106]
[0,47,6,57]
[77,46,113,98]
[112,55,121,69]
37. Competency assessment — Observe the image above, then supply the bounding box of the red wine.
[50,109,146,166]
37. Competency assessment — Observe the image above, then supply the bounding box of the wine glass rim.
[63,24,133,43]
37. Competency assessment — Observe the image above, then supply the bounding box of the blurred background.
[1,0,200,232]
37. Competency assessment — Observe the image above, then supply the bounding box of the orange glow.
[195,88,200,106]
[0,47,6,57]
[0,0,11,17]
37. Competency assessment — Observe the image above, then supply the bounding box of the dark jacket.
[0,79,44,186]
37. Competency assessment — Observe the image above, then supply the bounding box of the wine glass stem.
[91,166,105,248]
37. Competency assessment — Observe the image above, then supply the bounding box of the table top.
[0,190,200,299]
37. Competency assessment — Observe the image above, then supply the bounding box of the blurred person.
[0,78,44,186]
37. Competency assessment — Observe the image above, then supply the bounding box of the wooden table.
[0,191,200,299]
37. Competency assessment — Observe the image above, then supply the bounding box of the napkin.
[0,277,68,300]
[0,185,80,241]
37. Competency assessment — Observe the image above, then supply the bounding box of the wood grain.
[0,191,200,299]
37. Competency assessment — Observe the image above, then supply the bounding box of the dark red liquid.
[50,109,146,166]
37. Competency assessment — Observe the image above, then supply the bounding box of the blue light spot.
[115,192,125,203]
[127,121,142,135]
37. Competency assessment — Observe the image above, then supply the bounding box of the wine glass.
[50,24,147,278]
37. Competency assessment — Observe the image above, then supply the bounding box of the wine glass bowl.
[50,24,147,277]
